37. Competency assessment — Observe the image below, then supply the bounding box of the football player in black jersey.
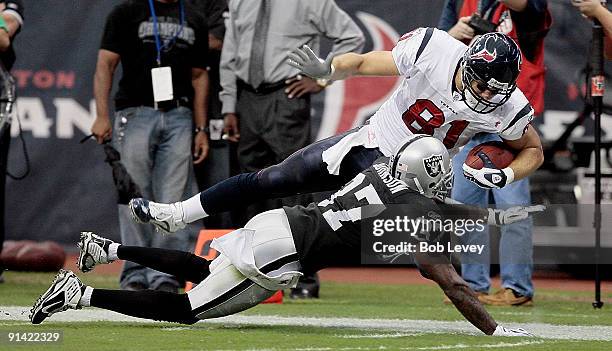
[30,136,540,336]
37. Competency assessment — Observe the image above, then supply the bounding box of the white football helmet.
[389,135,453,200]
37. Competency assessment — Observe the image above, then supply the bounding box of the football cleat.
[30,270,83,324]
[128,198,186,234]
[77,231,115,273]
[493,325,534,337]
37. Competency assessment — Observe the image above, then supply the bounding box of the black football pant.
[90,246,209,324]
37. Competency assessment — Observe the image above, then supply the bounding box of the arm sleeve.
[499,102,535,141]
[391,27,429,77]
[310,0,365,55]
[436,203,488,221]
[219,3,238,115]
[100,4,127,54]
[437,0,459,31]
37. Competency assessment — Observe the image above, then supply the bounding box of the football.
[1,240,66,272]
[465,141,516,170]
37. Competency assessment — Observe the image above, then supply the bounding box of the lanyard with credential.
[147,0,185,67]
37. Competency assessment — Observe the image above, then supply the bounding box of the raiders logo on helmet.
[423,154,444,178]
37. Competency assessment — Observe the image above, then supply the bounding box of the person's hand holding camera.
[449,16,476,41]
[572,0,609,18]
[572,0,607,18]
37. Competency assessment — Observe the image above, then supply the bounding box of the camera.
[467,13,497,35]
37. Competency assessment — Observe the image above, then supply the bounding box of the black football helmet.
[461,32,522,114]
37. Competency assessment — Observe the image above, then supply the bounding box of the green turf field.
[1,271,611,350]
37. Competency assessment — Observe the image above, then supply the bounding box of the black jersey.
[101,0,209,110]
[284,158,440,273]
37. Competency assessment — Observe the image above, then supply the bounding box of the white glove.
[493,325,534,337]
[487,205,546,226]
[287,45,334,80]
[463,163,514,189]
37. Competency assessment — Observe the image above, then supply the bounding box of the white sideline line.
[1,306,611,341]
[239,342,548,351]
[334,332,421,338]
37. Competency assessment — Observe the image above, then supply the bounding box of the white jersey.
[369,27,534,157]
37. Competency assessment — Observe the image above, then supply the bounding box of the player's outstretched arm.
[416,260,533,336]
[502,125,544,181]
[330,51,400,80]
[416,260,497,335]
[287,45,399,81]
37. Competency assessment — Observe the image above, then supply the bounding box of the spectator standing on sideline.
[438,0,550,306]
[91,0,210,292]
[219,0,364,298]
[0,0,23,284]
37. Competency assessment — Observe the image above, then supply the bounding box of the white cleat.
[77,231,115,273]
[30,270,83,324]
[493,325,534,337]
[128,198,186,234]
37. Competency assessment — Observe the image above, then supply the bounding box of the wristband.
[329,64,335,80]
[501,167,515,184]
[316,78,332,88]
[194,126,208,134]
[0,16,8,34]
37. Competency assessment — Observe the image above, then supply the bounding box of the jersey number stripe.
[401,99,469,149]
[319,173,384,231]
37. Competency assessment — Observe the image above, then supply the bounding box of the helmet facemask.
[431,161,453,201]
[461,59,516,114]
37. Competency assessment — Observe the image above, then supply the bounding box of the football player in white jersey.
[127,30,543,240]
[288,28,542,189]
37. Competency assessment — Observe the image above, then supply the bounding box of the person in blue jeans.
[91,0,210,292]
[439,0,550,305]
[111,106,202,292]
[452,133,533,305]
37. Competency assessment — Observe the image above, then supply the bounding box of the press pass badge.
[151,66,174,102]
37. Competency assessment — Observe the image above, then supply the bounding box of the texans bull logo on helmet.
[423,154,444,178]
[470,47,497,63]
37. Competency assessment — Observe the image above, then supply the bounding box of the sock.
[182,193,208,223]
[108,243,120,261]
[79,286,94,307]
[117,245,210,283]
[90,289,198,324]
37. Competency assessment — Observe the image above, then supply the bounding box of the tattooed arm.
[415,255,497,335]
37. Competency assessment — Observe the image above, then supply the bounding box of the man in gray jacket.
[219,0,364,298]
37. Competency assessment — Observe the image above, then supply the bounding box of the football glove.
[287,45,334,80]
[487,205,546,226]
[463,163,514,189]
[462,151,515,189]
[492,325,534,337]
